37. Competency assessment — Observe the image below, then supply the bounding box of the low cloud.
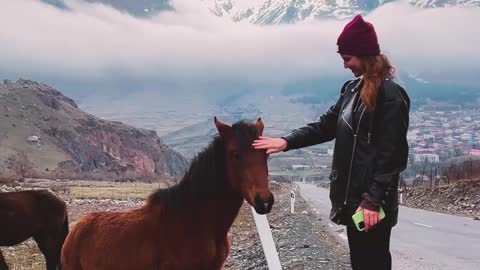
[0,0,478,86]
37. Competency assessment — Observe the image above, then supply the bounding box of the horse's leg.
[35,213,69,270]
[0,249,9,270]
[57,215,69,270]
[211,238,230,270]
[34,233,59,270]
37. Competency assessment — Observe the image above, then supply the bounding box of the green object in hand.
[352,207,386,231]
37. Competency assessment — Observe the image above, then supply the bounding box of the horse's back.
[0,189,65,208]
[3,190,67,224]
[31,190,67,219]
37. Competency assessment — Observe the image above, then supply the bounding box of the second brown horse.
[61,117,274,270]
[0,190,68,270]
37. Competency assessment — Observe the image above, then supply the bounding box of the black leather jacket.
[283,78,410,227]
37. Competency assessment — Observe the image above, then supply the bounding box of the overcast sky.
[0,0,479,88]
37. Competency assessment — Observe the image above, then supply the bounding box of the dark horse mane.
[148,120,259,208]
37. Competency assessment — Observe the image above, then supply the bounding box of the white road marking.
[251,207,282,269]
[338,233,348,240]
[413,222,433,228]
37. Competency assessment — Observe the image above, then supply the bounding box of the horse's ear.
[214,116,232,138]
[254,117,264,136]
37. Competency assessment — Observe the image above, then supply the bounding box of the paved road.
[297,182,480,270]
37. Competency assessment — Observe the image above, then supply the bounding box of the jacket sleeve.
[281,81,352,151]
[368,85,410,204]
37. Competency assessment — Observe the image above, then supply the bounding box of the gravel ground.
[224,183,350,269]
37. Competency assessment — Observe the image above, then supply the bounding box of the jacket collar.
[341,79,364,134]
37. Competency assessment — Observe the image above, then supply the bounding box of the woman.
[253,15,410,270]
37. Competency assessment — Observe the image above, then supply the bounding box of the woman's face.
[341,54,364,77]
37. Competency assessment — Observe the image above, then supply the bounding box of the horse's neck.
[183,186,244,238]
[183,158,244,236]
[147,181,245,238]
[200,191,244,237]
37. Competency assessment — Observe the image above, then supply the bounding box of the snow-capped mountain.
[40,0,480,23]
[200,0,480,23]
[201,0,395,24]
[41,0,172,17]
[409,0,480,8]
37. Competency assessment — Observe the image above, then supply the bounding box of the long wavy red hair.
[360,54,396,112]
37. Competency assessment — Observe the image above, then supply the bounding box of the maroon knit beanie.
[337,15,380,56]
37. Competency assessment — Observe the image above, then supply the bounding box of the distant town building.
[414,147,436,154]
[423,134,435,140]
[469,149,480,156]
[290,165,311,170]
[414,154,440,163]
[420,103,462,112]
[27,135,39,142]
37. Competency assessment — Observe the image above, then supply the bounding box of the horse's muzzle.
[254,193,274,215]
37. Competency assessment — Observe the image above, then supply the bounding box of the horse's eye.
[232,152,240,160]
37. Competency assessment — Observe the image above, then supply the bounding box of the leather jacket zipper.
[343,107,366,205]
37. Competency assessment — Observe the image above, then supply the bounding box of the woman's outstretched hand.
[252,136,288,154]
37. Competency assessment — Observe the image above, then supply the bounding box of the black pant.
[346,221,392,270]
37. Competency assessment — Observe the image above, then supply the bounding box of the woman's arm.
[359,84,410,232]
[253,80,353,154]
[367,85,410,206]
[280,80,354,150]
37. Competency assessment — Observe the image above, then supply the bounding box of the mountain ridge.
[0,79,188,179]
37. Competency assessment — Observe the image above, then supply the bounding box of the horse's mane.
[148,121,259,208]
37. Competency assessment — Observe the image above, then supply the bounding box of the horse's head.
[214,117,274,215]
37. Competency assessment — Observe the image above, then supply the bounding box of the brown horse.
[0,190,69,270]
[61,117,274,270]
